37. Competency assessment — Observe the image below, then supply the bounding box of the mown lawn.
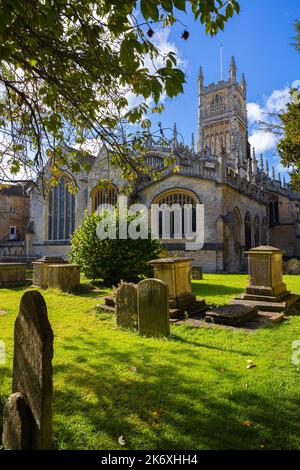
[0,274,300,450]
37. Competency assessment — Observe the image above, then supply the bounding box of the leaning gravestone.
[116,283,138,329]
[138,279,170,337]
[2,291,54,449]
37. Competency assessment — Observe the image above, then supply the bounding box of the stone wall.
[0,241,26,258]
[0,189,30,242]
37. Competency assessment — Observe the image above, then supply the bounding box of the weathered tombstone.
[3,291,54,449]
[32,256,67,289]
[232,245,299,312]
[138,279,170,337]
[116,283,138,329]
[2,393,32,450]
[147,257,206,318]
[245,245,287,298]
[47,264,80,291]
[191,265,203,280]
[0,263,26,286]
[148,258,194,307]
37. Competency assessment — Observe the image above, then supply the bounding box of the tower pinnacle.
[230,56,236,81]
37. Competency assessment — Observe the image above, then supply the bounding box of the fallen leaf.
[241,420,255,427]
[130,366,138,372]
[246,364,256,369]
[152,410,160,419]
[118,435,126,446]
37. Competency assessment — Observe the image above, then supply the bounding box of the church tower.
[197,57,249,175]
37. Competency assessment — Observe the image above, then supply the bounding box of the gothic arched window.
[144,154,164,169]
[91,184,118,212]
[48,177,75,241]
[254,215,260,247]
[154,190,198,239]
[245,211,252,250]
[210,94,224,115]
[233,207,242,244]
[268,195,279,226]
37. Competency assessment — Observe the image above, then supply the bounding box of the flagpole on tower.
[220,43,223,81]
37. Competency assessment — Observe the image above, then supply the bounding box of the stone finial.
[272,166,275,180]
[198,66,203,81]
[252,148,257,175]
[260,154,264,171]
[247,157,252,179]
[173,122,177,139]
[191,133,195,152]
[230,56,236,81]
[265,159,269,177]
[283,176,286,187]
[278,172,281,184]
[241,73,246,87]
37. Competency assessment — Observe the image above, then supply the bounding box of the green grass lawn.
[1,274,300,450]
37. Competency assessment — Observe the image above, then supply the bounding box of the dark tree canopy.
[0,0,240,187]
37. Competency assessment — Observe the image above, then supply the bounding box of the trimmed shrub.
[69,210,161,285]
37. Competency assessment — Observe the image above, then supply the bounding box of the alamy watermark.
[95,196,205,250]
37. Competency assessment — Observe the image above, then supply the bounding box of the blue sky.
[148,0,300,179]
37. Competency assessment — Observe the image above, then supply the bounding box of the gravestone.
[147,257,206,318]
[116,283,138,329]
[2,393,31,450]
[47,263,80,291]
[205,304,258,326]
[232,245,299,312]
[138,279,170,337]
[0,263,26,286]
[191,265,203,280]
[3,291,54,449]
[32,256,67,288]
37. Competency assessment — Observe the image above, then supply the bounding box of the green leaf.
[173,0,186,12]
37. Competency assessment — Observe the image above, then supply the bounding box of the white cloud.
[248,130,277,154]
[248,86,291,156]
[265,87,290,113]
[247,102,264,124]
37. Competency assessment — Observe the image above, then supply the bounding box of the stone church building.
[29,58,300,272]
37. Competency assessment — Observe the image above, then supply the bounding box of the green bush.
[69,210,161,285]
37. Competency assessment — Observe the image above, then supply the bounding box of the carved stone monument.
[47,264,80,291]
[148,257,206,318]
[232,246,299,312]
[0,263,26,286]
[32,256,67,289]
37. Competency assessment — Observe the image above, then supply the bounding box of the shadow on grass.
[169,333,253,357]
[192,282,244,300]
[51,330,300,450]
